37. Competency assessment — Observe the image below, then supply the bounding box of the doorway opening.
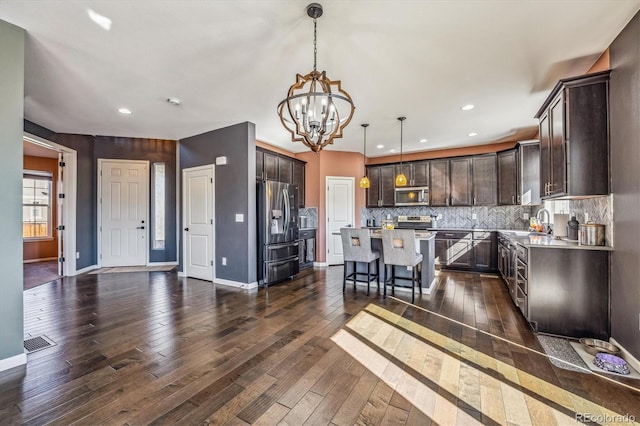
[23,133,77,289]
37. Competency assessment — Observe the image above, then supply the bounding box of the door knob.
[184,227,189,231]
[136,226,145,229]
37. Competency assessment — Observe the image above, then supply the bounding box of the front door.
[183,165,214,281]
[326,176,354,265]
[99,160,148,267]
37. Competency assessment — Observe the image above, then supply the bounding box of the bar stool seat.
[381,229,422,303]
[340,228,381,295]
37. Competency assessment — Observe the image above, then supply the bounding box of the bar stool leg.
[366,262,371,296]
[411,266,416,304]
[352,262,357,291]
[391,266,395,297]
[342,261,347,293]
[376,259,380,294]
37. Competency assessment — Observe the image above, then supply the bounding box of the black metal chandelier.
[277,3,355,153]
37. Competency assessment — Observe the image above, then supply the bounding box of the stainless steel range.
[396,215,432,230]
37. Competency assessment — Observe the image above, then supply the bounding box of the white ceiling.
[2,1,639,157]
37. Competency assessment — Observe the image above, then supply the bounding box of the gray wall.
[610,11,640,358]
[94,136,177,263]
[179,122,257,284]
[0,20,25,362]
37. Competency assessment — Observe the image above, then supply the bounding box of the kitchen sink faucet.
[537,208,552,234]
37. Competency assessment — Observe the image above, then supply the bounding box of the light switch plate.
[235,214,244,222]
[472,213,477,220]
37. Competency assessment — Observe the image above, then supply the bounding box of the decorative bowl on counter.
[579,338,621,356]
[593,353,630,375]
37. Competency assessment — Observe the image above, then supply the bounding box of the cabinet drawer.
[516,244,528,262]
[473,231,493,241]
[516,258,528,282]
[437,231,471,240]
[299,229,316,239]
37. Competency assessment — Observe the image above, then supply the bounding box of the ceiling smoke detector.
[166,97,182,106]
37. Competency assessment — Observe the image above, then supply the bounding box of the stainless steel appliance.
[579,223,605,246]
[394,186,429,206]
[257,180,299,286]
[396,215,432,229]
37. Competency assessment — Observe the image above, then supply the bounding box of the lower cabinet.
[298,229,316,269]
[435,230,496,271]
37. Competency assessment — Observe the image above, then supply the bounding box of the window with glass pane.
[152,163,166,250]
[23,175,52,238]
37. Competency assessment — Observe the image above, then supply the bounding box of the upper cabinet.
[366,165,395,207]
[450,157,472,206]
[519,141,540,205]
[535,71,610,199]
[256,147,306,207]
[429,159,450,206]
[498,149,518,205]
[471,154,497,206]
[395,161,430,187]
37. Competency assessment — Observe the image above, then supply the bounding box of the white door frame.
[23,133,78,277]
[182,164,215,281]
[325,176,355,266]
[97,159,149,267]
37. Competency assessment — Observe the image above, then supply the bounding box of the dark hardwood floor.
[23,260,60,291]
[1,267,639,425]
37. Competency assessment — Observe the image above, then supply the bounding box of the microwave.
[395,186,429,206]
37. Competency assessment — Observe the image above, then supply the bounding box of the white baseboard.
[214,277,258,290]
[0,353,27,373]
[23,257,58,264]
[610,337,640,373]
[177,271,186,277]
[74,264,98,276]
[313,262,328,267]
[147,261,178,266]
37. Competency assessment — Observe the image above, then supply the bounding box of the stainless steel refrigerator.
[257,180,299,286]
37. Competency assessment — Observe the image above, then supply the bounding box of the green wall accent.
[0,19,26,363]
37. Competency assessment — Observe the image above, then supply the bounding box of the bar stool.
[340,228,381,295]
[381,229,422,303]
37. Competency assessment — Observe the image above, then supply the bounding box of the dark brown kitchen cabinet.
[519,141,540,205]
[292,160,305,207]
[435,231,472,268]
[429,159,450,206]
[396,160,430,187]
[366,165,395,207]
[450,157,472,206]
[278,156,293,184]
[256,149,264,180]
[535,71,610,198]
[498,149,518,205]
[263,151,278,180]
[472,231,496,271]
[472,154,497,206]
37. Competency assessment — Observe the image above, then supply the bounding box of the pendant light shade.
[359,123,370,189]
[395,116,407,187]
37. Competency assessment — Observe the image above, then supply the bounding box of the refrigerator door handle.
[283,187,290,235]
[266,241,300,250]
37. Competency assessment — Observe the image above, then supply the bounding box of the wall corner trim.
[214,278,258,290]
[0,353,27,373]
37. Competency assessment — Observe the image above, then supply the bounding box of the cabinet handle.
[473,197,476,205]
[517,195,520,204]
[512,195,515,204]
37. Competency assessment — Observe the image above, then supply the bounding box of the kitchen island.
[344,229,436,296]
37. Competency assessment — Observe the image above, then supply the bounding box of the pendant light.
[359,124,370,189]
[395,116,407,187]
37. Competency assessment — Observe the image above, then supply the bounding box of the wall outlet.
[523,213,530,220]
[76,252,80,259]
[437,214,443,220]
[584,212,589,223]
[222,257,227,266]
[472,213,477,220]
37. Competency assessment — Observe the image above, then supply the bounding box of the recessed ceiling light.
[468,132,477,137]
[87,9,112,31]
[376,144,384,149]
[419,138,427,143]
[389,149,396,153]
[167,97,182,106]
[118,108,132,115]
[461,104,474,111]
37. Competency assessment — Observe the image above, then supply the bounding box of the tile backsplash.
[298,207,318,228]
[362,205,534,230]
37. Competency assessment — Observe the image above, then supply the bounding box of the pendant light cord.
[313,19,317,72]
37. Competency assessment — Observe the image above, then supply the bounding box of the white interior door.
[326,176,355,265]
[183,165,214,281]
[57,152,64,276]
[99,160,148,267]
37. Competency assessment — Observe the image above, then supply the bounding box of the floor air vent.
[24,335,56,353]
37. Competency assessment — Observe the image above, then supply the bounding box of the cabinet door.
[379,165,396,206]
[429,159,449,206]
[539,112,551,198]
[412,161,430,187]
[256,150,264,180]
[498,150,518,205]
[473,240,495,270]
[278,157,293,184]
[366,166,381,207]
[292,161,305,207]
[447,238,472,268]
[472,155,497,206]
[520,142,540,205]
[549,95,566,196]
[263,152,278,181]
[450,158,472,206]
[434,238,448,266]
